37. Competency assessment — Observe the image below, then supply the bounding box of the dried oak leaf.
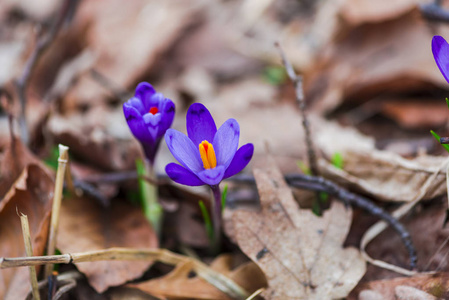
[0,138,42,198]
[350,273,449,300]
[228,157,366,299]
[319,150,447,202]
[0,164,54,300]
[128,254,266,300]
[57,196,158,293]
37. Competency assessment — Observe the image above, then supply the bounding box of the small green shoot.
[331,152,344,170]
[431,130,449,154]
[43,146,62,170]
[297,160,312,175]
[221,184,228,210]
[263,66,287,86]
[136,159,163,236]
[199,200,214,243]
[446,98,449,110]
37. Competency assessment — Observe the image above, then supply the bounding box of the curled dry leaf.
[0,138,42,198]
[0,164,54,300]
[320,150,447,202]
[350,273,449,300]
[227,157,366,299]
[305,9,449,113]
[57,196,159,293]
[128,254,266,300]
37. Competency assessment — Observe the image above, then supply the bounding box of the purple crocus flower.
[123,82,175,164]
[432,35,449,83]
[164,103,254,187]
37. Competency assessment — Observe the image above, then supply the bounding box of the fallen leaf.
[305,9,449,113]
[0,164,54,300]
[340,0,421,26]
[350,273,449,299]
[228,157,366,299]
[380,99,449,129]
[57,196,159,293]
[0,138,43,199]
[320,151,447,202]
[129,254,266,300]
[47,105,141,171]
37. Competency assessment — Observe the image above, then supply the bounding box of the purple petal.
[432,36,449,84]
[213,119,239,168]
[165,163,204,186]
[135,82,156,104]
[124,97,145,115]
[223,143,254,179]
[143,113,162,140]
[197,165,225,186]
[158,99,175,134]
[148,92,164,111]
[123,103,152,143]
[186,103,217,146]
[165,129,203,173]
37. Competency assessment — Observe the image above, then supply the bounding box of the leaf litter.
[3,0,449,299]
[227,157,366,299]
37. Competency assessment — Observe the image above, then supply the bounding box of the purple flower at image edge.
[123,82,175,164]
[165,103,254,187]
[432,35,449,83]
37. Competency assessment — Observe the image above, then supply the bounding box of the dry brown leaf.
[380,99,449,129]
[305,9,449,113]
[0,138,43,198]
[227,157,366,299]
[320,150,447,202]
[48,105,141,171]
[0,164,54,300]
[129,254,266,300]
[340,0,422,25]
[350,273,449,299]
[57,196,159,293]
[61,0,208,108]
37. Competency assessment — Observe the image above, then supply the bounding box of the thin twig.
[15,0,77,145]
[19,211,40,300]
[275,42,318,176]
[1,247,250,300]
[25,271,82,300]
[45,144,69,277]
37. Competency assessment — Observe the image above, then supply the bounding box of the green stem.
[210,185,222,253]
[137,159,163,237]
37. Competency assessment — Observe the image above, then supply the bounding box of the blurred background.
[2,0,449,176]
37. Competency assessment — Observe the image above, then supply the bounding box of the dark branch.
[440,137,449,144]
[275,43,318,177]
[420,2,449,23]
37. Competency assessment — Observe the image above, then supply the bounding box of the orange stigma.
[149,107,158,114]
[199,140,217,169]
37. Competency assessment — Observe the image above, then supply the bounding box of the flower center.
[199,140,217,169]
[149,107,158,115]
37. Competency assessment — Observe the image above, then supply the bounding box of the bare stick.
[45,144,69,277]
[275,43,318,176]
[15,0,77,144]
[1,247,250,300]
[19,212,40,300]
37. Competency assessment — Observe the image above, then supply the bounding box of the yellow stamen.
[199,140,217,169]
